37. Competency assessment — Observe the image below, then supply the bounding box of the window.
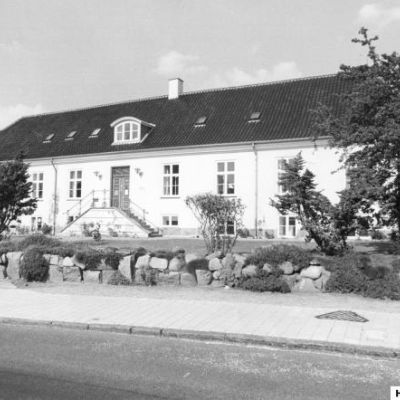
[69,170,82,198]
[31,217,42,232]
[89,128,101,138]
[43,133,54,143]
[194,116,207,127]
[65,131,77,141]
[279,216,297,237]
[277,158,294,193]
[162,215,178,226]
[248,111,261,122]
[217,161,235,195]
[163,164,179,196]
[218,219,236,235]
[32,172,44,199]
[114,121,140,144]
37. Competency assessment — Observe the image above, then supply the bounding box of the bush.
[17,234,61,251]
[0,240,17,254]
[325,252,400,300]
[19,246,49,282]
[103,249,124,270]
[245,245,312,270]
[151,249,174,261]
[370,229,386,240]
[107,270,131,286]
[74,248,103,270]
[239,271,290,293]
[41,223,52,235]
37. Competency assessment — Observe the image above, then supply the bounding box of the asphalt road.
[0,324,398,400]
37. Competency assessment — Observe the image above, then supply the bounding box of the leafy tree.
[0,154,37,238]
[271,153,357,255]
[185,193,245,254]
[312,27,400,236]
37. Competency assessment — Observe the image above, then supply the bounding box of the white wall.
[20,140,346,237]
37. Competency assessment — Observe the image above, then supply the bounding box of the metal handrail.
[128,199,159,232]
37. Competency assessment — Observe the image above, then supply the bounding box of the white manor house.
[0,75,349,238]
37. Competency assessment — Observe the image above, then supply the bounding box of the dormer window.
[43,134,54,143]
[111,117,142,145]
[248,112,261,123]
[65,131,77,141]
[194,116,207,127]
[89,128,101,138]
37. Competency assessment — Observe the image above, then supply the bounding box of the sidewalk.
[1,282,399,357]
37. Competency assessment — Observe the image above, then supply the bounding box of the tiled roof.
[0,74,350,161]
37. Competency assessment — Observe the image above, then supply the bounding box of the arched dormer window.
[111,117,141,145]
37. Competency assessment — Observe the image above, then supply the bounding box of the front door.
[111,167,130,211]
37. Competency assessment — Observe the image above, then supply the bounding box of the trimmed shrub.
[107,270,131,286]
[239,271,290,293]
[75,248,103,270]
[103,249,124,270]
[19,246,49,282]
[245,245,312,270]
[18,234,61,251]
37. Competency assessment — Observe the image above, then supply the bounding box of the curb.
[1,317,399,359]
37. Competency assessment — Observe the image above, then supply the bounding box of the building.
[0,75,349,238]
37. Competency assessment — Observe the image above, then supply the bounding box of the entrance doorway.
[111,167,130,211]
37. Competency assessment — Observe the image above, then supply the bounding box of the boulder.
[149,257,168,271]
[196,270,212,286]
[135,254,150,270]
[118,256,132,281]
[292,264,302,273]
[293,277,320,292]
[233,263,243,278]
[222,254,235,270]
[48,265,63,282]
[263,263,273,274]
[282,274,299,290]
[185,253,201,263]
[101,269,115,284]
[233,253,246,267]
[63,266,82,282]
[212,270,221,280]
[209,258,222,271]
[43,254,51,263]
[134,269,146,285]
[168,256,186,272]
[49,254,60,266]
[157,271,180,286]
[84,270,101,283]
[242,264,258,278]
[300,266,322,280]
[313,269,331,290]
[6,252,23,280]
[279,261,294,275]
[180,272,197,287]
[211,279,225,288]
[62,256,74,268]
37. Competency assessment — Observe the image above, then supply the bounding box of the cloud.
[155,51,207,76]
[357,3,400,28]
[208,62,303,88]
[0,104,44,130]
[0,40,26,56]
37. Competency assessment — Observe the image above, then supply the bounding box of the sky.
[1,0,400,129]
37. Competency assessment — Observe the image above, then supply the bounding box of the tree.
[312,27,400,236]
[185,193,245,254]
[271,153,357,255]
[0,154,37,238]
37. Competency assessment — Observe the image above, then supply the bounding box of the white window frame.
[277,157,294,194]
[69,170,82,199]
[162,215,179,226]
[163,164,180,196]
[110,117,142,145]
[32,172,44,199]
[279,215,297,238]
[217,161,235,195]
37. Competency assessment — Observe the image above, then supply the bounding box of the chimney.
[168,78,183,100]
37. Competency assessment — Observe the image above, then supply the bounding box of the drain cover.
[315,310,368,323]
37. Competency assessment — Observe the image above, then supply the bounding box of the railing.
[128,199,159,232]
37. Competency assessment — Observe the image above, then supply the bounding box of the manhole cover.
[315,310,368,323]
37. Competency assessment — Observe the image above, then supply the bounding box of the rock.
[118,256,132,281]
[62,256,74,268]
[43,254,51,263]
[242,264,258,278]
[135,254,150,270]
[314,269,331,290]
[292,264,302,273]
[185,253,201,263]
[71,255,86,270]
[282,274,298,290]
[211,279,225,288]
[279,261,294,275]
[49,254,60,266]
[157,271,180,286]
[222,254,235,270]
[6,252,22,280]
[134,269,146,285]
[196,270,212,286]
[180,272,197,287]
[84,270,101,283]
[209,258,222,271]
[213,270,221,280]
[48,265,63,282]
[294,277,319,292]
[205,253,217,261]
[233,254,246,266]
[101,269,115,283]
[300,266,322,280]
[233,263,243,278]
[263,263,273,274]
[149,257,168,271]
[168,256,186,272]
[309,259,321,266]
[63,266,82,282]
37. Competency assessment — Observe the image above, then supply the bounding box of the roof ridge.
[15,73,338,122]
